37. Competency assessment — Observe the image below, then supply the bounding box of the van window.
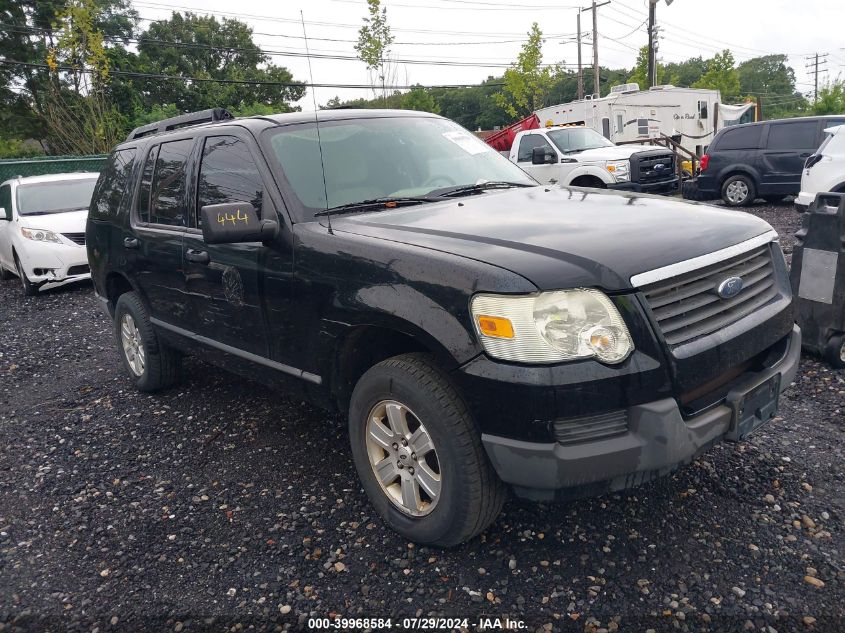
[0,184,11,219]
[715,125,762,150]
[149,139,193,227]
[767,121,817,150]
[196,136,264,228]
[137,145,159,224]
[517,134,555,162]
[92,149,136,217]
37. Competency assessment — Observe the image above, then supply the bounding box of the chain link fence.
[0,155,107,183]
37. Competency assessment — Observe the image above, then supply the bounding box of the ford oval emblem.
[654,163,665,171]
[716,276,744,299]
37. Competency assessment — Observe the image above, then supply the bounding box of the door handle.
[123,237,138,249]
[186,249,210,264]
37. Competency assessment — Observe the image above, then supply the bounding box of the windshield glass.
[547,128,615,154]
[265,116,535,215]
[17,178,98,215]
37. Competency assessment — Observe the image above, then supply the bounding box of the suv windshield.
[17,178,98,215]
[547,128,615,154]
[264,116,535,215]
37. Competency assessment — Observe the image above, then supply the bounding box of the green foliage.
[494,23,560,118]
[811,79,845,115]
[738,54,807,118]
[402,87,439,114]
[692,50,741,101]
[627,46,665,89]
[355,0,394,98]
[0,138,45,159]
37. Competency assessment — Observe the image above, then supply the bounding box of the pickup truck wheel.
[721,174,756,207]
[114,292,182,392]
[349,353,506,546]
[824,334,845,369]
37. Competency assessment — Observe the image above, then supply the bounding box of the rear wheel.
[114,292,182,392]
[14,254,38,296]
[721,174,756,207]
[348,353,506,546]
[824,334,845,369]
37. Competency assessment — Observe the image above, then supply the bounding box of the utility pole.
[805,53,829,103]
[647,0,656,87]
[576,12,583,99]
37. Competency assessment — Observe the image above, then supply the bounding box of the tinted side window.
[150,139,193,227]
[517,134,554,162]
[0,184,11,219]
[767,121,817,150]
[715,125,762,150]
[196,136,264,228]
[137,145,159,224]
[92,149,136,217]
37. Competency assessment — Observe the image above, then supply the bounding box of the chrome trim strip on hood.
[630,230,779,288]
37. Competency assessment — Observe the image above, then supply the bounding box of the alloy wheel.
[365,400,442,517]
[120,314,146,377]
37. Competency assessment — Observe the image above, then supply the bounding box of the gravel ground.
[1,200,843,633]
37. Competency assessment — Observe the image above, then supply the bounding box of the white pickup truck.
[509,126,679,194]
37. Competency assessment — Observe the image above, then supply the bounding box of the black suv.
[685,115,845,206]
[87,108,801,546]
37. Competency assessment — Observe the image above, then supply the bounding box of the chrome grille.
[63,232,86,245]
[554,410,628,445]
[641,245,778,347]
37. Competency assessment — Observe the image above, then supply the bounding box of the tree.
[628,45,665,89]
[738,54,806,118]
[355,0,395,101]
[495,23,560,119]
[403,86,439,113]
[811,78,845,115]
[127,13,305,116]
[692,50,741,101]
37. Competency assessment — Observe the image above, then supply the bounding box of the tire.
[348,353,506,547]
[721,174,756,207]
[824,333,845,369]
[114,292,182,392]
[14,253,38,296]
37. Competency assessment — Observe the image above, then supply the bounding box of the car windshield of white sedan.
[266,117,535,212]
[17,178,98,216]
[547,128,615,154]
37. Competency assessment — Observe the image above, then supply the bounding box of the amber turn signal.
[476,315,515,339]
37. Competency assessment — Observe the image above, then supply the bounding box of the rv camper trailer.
[534,84,756,157]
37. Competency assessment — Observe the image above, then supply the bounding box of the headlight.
[21,227,62,244]
[471,289,634,364]
[605,160,630,182]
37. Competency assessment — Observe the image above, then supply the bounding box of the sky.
[132,0,845,111]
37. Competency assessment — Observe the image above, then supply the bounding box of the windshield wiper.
[428,181,535,198]
[315,196,440,217]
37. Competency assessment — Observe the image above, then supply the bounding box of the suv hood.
[17,209,88,233]
[332,187,774,291]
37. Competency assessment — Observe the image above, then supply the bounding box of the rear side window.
[767,121,817,150]
[137,145,159,224]
[517,134,554,162]
[92,149,136,217]
[0,184,11,219]
[715,125,762,150]
[149,139,193,227]
[196,136,264,228]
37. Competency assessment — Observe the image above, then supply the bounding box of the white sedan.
[0,172,99,295]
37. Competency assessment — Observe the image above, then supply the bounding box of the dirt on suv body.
[87,108,800,546]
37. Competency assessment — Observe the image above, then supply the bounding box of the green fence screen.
[0,154,107,183]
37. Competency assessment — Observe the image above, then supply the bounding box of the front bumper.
[481,324,801,500]
[608,176,679,195]
[17,241,90,284]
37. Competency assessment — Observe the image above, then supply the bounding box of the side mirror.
[200,202,278,245]
[532,146,557,165]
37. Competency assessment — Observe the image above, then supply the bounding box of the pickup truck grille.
[63,232,86,245]
[640,244,778,347]
[633,152,675,184]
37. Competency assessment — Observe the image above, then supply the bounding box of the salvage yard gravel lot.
[1,200,843,632]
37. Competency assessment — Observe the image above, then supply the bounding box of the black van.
[685,115,845,206]
[86,108,800,546]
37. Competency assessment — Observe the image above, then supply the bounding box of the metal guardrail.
[0,154,107,182]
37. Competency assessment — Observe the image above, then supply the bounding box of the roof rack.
[125,108,234,142]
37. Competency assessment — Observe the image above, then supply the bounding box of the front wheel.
[824,334,845,369]
[14,254,39,296]
[114,292,182,392]
[721,174,756,207]
[349,353,506,546]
